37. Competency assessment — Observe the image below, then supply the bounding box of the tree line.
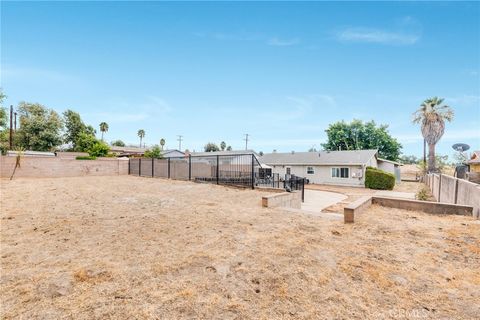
[0,90,171,156]
[1,88,454,172]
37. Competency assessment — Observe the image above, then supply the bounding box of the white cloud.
[335,27,420,45]
[2,65,78,83]
[86,95,172,123]
[194,31,299,47]
[445,95,480,106]
[267,37,300,47]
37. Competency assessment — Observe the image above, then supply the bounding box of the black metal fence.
[128,154,305,201]
[129,154,260,189]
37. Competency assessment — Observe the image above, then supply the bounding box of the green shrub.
[76,156,97,160]
[88,141,110,157]
[365,166,395,190]
[144,145,163,159]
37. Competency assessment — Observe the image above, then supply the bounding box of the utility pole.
[244,134,249,150]
[14,112,17,132]
[9,105,13,149]
[177,135,183,151]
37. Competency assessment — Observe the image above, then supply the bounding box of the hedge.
[76,156,97,160]
[365,166,395,190]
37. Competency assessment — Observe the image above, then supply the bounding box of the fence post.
[188,154,191,181]
[251,155,255,189]
[302,178,305,202]
[216,155,219,185]
[454,178,459,204]
[139,158,142,176]
[152,158,154,177]
[128,158,130,175]
[168,158,171,179]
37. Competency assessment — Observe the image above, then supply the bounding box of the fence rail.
[129,154,305,201]
[129,154,259,189]
[425,173,480,218]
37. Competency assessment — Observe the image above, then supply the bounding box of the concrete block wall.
[439,174,456,204]
[262,191,302,209]
[0,156,129,178]
[426,173,480,219]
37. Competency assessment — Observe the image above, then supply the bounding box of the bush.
[365,166,395,190]
[416,187,429,201]
[111,139,126,147]
[88,140,110,157]
[76,156,97,160]
[144,145,163,159]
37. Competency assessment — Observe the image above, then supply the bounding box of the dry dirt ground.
[1,176,479,319]
[306,181,431,213]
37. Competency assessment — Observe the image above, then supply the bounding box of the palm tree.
[160,138,165,150]
[99,122,109,141]
[412,97,454,173]
[137,129,145,148]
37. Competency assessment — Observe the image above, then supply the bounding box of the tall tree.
[99,122,109,141]
[160,138,166,150]
[0,89,7,129]
[16,102,63,151]
[137,129,145,148]
[111,139,125,147]
[63,110,95,150]
[204,142,220,152]
[412,97,454,172]
[0,89,8,154]
[220,141,227,151]
[322,120,402,161]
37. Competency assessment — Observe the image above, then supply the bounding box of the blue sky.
[1,1,479,157]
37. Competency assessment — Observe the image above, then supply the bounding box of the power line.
[243,134,249,150]
[177,135,183,150]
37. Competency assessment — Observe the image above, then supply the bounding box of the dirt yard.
[306,181,429,213]
[1,176,479,319]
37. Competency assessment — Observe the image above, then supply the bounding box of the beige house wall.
[270,164,365,187]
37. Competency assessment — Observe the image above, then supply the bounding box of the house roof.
[190,150,258,157]
[468,151,480,164]
[377,158,403,166]
[259,149,378,166]
[162,149,184,155]
[109,146,146,153]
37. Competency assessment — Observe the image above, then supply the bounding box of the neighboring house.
[161,149,185,158]
[190,150,258,157]
[467,151,480,183]
[468,151,480,172]
[109,146,185,158]
[110,146,146,157]
[190,150,258,165]
[259,149,401,187]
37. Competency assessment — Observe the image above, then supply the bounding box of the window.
[307,166,314,174]
[286,167,291,175]
[331,167,349,178]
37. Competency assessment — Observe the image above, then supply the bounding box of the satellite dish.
[452,143,470,152]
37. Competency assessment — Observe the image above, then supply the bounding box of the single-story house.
[259,149,401,187]
[190,150,258,165]
[468,151,480,173]
[161,149,186,158]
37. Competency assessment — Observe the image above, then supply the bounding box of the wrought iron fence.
[129,154,305,201]
[129,154,260,189]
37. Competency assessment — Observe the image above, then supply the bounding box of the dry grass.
[1,176,479,319]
